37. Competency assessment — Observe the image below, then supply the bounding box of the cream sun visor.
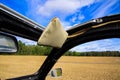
[37,17,68,48]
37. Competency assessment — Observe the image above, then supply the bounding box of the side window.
[67,38,120,56]
[46,38,120,80]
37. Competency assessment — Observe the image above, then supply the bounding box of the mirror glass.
[0,33,18,53]
[50,68,62,78]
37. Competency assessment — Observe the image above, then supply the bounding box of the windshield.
[0,37,52,79]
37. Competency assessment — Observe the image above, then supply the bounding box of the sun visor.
[37,17,68,48]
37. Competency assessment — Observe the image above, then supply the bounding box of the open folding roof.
[0,3,120,42]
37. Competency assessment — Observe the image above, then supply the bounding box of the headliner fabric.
[38,17,68,48]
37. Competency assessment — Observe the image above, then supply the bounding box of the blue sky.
[0,0,120,52]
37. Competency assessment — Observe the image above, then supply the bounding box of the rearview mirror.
[49,68,62,78]
[0,32,18,53]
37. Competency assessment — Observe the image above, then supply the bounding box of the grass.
[0,56,120,80]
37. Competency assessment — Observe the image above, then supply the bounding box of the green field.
[0,56,120,80]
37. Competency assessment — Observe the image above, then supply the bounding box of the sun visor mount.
[37,17,68,48]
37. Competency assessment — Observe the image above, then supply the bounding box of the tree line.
[65,51,120,56]
[15,40,52,55]
[2,40,120,57]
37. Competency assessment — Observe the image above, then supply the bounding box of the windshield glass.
[46,38,120,80]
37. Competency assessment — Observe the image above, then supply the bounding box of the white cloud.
[16,37,37,45]
[70,13,85,23]
[78,14,85,20]
[36,0,96,17]
[26,0,119,27]
[71,38,120,52]
[26,0,99,27]
[61,21,72,30]
[92,0,118,18]
[71,17,77,23]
